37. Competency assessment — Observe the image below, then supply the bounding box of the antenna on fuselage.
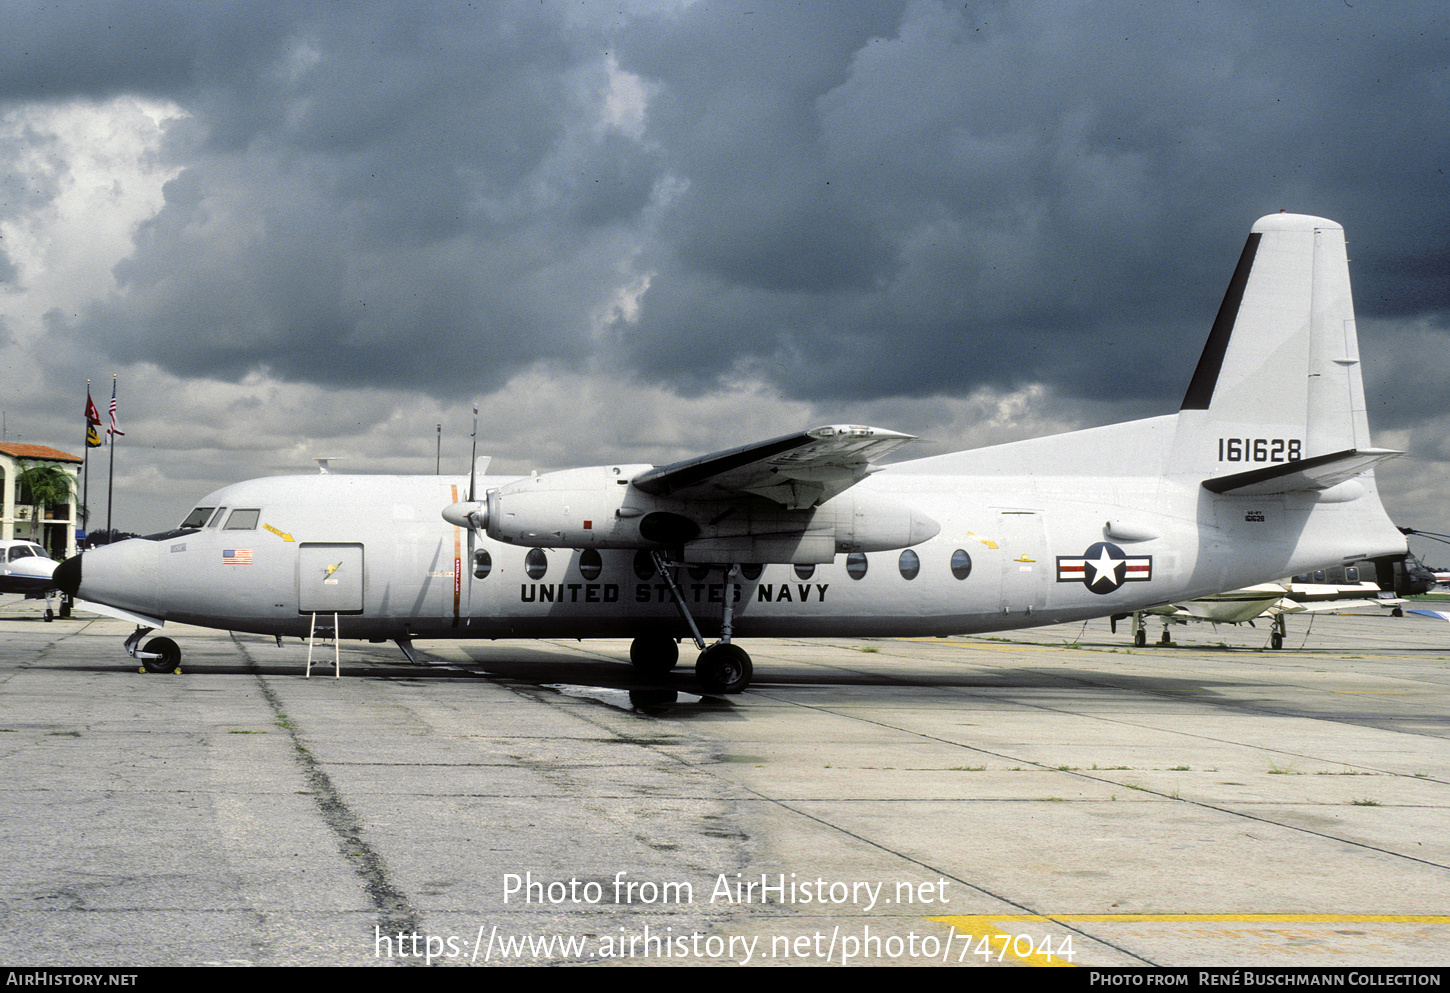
[314,457,341,474]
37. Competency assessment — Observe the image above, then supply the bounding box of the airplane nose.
[57,540,160,616]
[54,555,81,597]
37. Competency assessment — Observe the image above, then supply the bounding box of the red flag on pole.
[85,389,102,448]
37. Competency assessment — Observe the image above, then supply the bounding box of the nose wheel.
[124,627,182,674]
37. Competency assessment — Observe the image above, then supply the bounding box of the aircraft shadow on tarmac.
[54,636,1249,715]
[43,630,1441,726]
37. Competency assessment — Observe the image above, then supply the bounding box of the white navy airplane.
[56,213,1407,692]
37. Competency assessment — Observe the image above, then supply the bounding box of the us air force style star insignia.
[1056,541,1152,594]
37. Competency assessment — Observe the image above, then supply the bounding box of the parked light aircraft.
[1117,576,1404,649]
[55,213,1408,692]
[0,539,63,620]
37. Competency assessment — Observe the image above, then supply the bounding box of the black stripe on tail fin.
[1180,232,1262,410]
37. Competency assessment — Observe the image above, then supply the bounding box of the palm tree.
[16,461,77,551]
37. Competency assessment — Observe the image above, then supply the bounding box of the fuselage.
[58,420,1407,643]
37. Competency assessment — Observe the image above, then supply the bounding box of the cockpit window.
[224,509,260,530]
[180,507,215,529]
[206,508,228,528]
[9,545,37,561]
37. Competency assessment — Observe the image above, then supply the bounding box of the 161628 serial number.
[1218,438,1301,463]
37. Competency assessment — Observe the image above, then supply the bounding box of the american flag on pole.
[108,378,124,442]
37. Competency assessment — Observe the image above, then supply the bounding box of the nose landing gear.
[125,627,182,674]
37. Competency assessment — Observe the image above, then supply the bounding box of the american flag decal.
[223,549,253,565]
[1056,541,1151,595]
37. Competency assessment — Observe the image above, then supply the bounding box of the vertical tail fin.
[1174,213,1386,486]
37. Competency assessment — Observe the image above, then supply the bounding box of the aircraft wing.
[1203,448,1401,495]
[1147,593,1286,624]
[632,425,916,509]
[1269,597,1405,616]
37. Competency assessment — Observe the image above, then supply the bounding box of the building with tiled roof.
[1,443,83,558]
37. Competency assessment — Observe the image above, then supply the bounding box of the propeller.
[443,402,491,532]
[444,405,496,592]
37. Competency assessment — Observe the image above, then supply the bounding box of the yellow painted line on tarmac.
[930,914,1450,967]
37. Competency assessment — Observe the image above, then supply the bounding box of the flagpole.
[82,380,90,544]
[106,375,116,539]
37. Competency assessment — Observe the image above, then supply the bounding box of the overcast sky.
[1,0,1447,556]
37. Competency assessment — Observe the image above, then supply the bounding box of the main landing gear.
[1270,613,1286,650]
[628,551,754,694]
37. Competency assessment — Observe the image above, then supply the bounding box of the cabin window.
[525,548,548,580]
[180,507,215,529]
[794,563,815,580]
[846,552,868,580]
[688,564,711,581]
[578,549,602,581]
[951,549,973,580]
[740,563,763,581]
[632,550,656,580]
[224,509,260,530]
[898,549,920,580]
[473,549,492,580]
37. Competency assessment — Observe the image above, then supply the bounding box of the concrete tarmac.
[2,600,1449,967]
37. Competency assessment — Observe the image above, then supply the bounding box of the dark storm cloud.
[19,1,659,393]
[7,1,1447,411]
[611,1,1450,405]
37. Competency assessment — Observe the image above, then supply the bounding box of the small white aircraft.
[55,213,1408,692]
[1117,577,1404,649]
[0,539,63,620]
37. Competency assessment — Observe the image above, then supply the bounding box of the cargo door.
[297,542,365,614]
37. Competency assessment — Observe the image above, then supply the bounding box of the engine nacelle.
[470,463,939,565]
[486,464,653,547]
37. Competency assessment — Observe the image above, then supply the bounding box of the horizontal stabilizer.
[634,425,915,509]
[1202,448,1400,495]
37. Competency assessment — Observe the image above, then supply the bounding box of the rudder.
[1174,213,1375,483]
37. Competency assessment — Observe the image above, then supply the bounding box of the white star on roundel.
[1084,543,1127,591]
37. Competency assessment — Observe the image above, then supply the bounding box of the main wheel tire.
[629,634,679,675]
[1270,631,1283,650]
[141,637,181,674]
[43,608,54,622]
[1134,629,1146,647]
[695,643,753,694]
